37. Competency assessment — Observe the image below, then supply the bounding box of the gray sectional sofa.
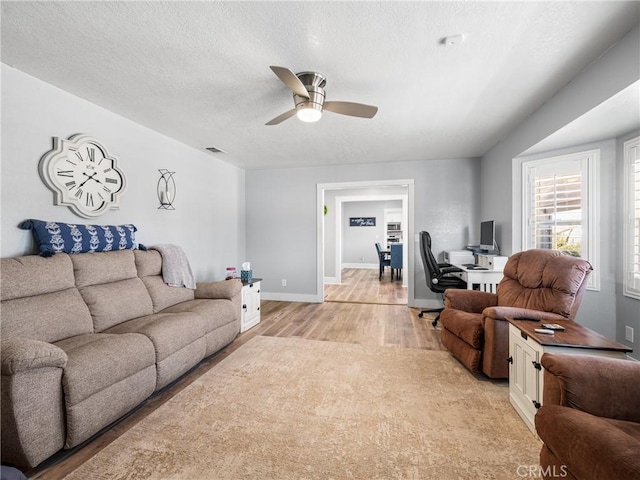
[1,249,242,469]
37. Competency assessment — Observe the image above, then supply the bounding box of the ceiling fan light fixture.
[266,66,378,125]
[296,106,322,123]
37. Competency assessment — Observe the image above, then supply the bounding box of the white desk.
[450,265,504,293]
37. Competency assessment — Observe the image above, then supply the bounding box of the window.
[624,136,640,299]
[522,150,598,290]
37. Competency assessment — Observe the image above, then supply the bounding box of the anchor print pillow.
[19,219,137,257]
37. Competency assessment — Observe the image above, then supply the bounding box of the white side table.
[240,278,262,333]
[507,318,631,435]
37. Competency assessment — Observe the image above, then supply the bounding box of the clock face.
[39,135,126,218]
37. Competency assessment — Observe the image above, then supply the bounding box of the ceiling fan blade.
[270,66,310,99]
[324,101,378,119]
[265,108,297,125]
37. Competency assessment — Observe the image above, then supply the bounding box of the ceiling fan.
[266,66,378,125]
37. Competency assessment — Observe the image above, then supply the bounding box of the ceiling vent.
[205,146,225,154]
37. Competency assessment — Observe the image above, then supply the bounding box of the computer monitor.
[480,220,495,251]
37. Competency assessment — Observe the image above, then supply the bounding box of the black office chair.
[375,242,391,280]
[418,231,467,327]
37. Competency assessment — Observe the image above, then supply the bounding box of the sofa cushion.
[1,253,94,342]
[535,405,640,480]
[134,249,163,277]
[70,250,138,288]
[19,220,137,257]
[440,310,483,349]
[1,289,93,343]
[162,298,238,332]
[140,276,195,313]
[1,254,75,301]
[135,250,195,311]
[80,278,154,332]
[54,333,156,406]
[104,312,208,362]
[54,333,156,448]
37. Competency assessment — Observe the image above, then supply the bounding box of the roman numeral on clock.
[57,169,74,177]
[75,188,83,199]
[87,147,95,162]
[105,178,118,184]
[86,192,94,207]
[65,180,76,189]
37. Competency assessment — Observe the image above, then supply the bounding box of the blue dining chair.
[390,243,403,280]
[375,243,391,280]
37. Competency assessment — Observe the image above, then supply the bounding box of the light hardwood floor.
[324,267,408,305]
[27,271,441,479]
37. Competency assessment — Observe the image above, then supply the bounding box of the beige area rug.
[64,336,541,480]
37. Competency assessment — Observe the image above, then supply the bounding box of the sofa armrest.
[482,306,567,322]
[444,289,497,313]
[195,278,242,300]
[535,405,640,480]
[479,307,564,379]
[1,338,67,375]
[1,339,67,468]
[541,353,640,422]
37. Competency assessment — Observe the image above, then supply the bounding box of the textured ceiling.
[2,1,639,170]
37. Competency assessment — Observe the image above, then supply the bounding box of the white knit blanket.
[151,244,196,290]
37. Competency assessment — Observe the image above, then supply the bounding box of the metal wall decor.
[157,169,176,210]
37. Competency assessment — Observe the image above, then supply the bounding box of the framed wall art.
[349,217,376,227]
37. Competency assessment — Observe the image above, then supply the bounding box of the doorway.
[316,179,415,306]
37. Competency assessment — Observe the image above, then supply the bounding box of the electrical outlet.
[625,326,634,343]
[281,279,287,287]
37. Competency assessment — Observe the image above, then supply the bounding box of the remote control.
[542,323,565,331]
[534,328,555,335]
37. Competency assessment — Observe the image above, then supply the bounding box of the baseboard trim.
[412,299,445,309]
[341,263,378,269]
[261,292,322,303]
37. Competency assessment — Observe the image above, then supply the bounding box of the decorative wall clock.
[39,134,126,218]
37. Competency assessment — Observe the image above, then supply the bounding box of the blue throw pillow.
[19,219,137,257]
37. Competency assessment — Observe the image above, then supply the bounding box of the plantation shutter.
[625,137,640,298]
[532,171,583,255]
[523,149,597,290]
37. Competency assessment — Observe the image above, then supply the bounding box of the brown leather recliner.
[535,354,640,480]
[439,249,592,378]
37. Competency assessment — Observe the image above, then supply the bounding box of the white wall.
[479,26,640,349]
[246,158,480,303]
[1,64,246,281]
